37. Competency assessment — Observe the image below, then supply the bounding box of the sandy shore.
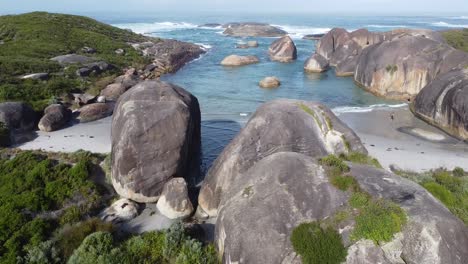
[17,104,468,173]
[336,105,468,172]
[17,117,112,153]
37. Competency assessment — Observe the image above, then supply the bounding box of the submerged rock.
[220,55,259,66]
[156,178,194,220]
[354,35,468,100]
[197,99,366,218]
[111,81,201,203]
[304,53,329,73]
[223,22,287,37]
[38,104,72,132]
[259,76,281,88]
[413,69,468,140]
[269,36,297,62]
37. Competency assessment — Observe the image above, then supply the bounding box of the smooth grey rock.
[220,55,259,66]
[223,23,287,37]
[198,99,366,217]
[111,81,201,203]
[259,76,281,88]
[0,102,38,133]
[354,35,468,100]
[97,96,106,103]
[77,102,114,123]
[316,28,351,61]
[216,152,349,264]
[101,69,140,101]
[101,198,139,223]
[304,53,329,73]
[50,54,96,65]
[38,104,72,132]
[115,48,125,55]
[156,178,193,220]
[269,36,297,62]
[21,73,49,80]
[413,69,468,140]
[76,61,114,77]
[73,93,96,105]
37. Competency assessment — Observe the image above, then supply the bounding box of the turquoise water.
[102,13,468,173]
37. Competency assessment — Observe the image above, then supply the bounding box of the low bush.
[349,192,370,208]
[330,174,359,192]
[453,167,465,177]
[291,222,347,264]
[352,199,407,244]
[320,155,350,173]
[339,152,382,169]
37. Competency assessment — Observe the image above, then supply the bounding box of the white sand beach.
[336,105,468,172]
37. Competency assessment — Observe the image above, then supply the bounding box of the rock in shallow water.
[223,23,287,37]
[156,178,193,220]
[259,76,281,88]
[413,69,468,140]
[269,35,297,62]
[220,55,259,66]
[111,80,201,203]
[304,53,329,73]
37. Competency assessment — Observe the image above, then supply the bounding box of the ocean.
[95,13,467,173]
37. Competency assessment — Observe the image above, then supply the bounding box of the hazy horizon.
[0,0,467,16]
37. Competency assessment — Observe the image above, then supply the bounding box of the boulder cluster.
[309,27,468,140]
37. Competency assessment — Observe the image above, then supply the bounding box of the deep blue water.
[99,13,467,173]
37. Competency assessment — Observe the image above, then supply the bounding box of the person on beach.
[390,112,395,121]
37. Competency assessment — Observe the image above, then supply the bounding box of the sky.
[0,0,467,15]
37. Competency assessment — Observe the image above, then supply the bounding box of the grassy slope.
[0,12,153,110]
[443,28,468,53]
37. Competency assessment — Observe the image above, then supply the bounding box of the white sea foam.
[448,16,468,19]
[112,21,202,34]
[272,24,331,39]
[195,43,213,50]
[430,21,468,28]
[332,103,408,114]
[367,24,408,28]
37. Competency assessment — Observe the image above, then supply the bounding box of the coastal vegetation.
[319,154,407,244]
[0,12,152,110]
[395,168,468,225]
[0,150,215,263]
[443,28,468,52]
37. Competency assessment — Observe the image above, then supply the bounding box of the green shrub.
[67,232,120,264]
[330,174,359,192]
[340,152,382,169]
[423,182,456,207]
[164,221,186,259]
[320,155,350,173]
[121,231,166,263]
[23,240,61,264]
[175,239,217,264]
[349,192,370,208]
[291,222,347,264]
[352,199,407,244]
[60,206,82,226]
[0,122,10,147]
[453,167,465,177]
[443,29,468,52]
[56,218,113,260]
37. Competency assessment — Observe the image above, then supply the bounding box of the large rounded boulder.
[220,55,259,66]
[111,81,201,203]
[413,69,468,140]
[304,53,329,73]
[38,104,72,132]
[316,28,351,61]
[0,102,38,133]
[268,36,297,62]
[197,99,367,218]
[77,102,115,123]
[354,35,468,100]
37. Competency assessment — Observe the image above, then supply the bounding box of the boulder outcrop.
[304,53,329,73]
[223,23,287,37]
[354,35,468,100]
[111,81,201,203]
[269,36,297,62]
[197,99,366,218]
[100,69,140,101]
[38,104,72,132]
[413,69,468,140]
[220,55,259,66]
[101,198,139,223]
[156,178,194,220]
